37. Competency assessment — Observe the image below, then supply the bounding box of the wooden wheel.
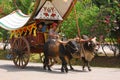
[11,37,30,68]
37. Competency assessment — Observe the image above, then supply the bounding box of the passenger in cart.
[37,22,48,32]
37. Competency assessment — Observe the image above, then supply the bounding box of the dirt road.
[0,60,120,80]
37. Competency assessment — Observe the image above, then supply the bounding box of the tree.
[0,0,35,42]
[91,0,120,38]
[61,0,99,38]
[91,0,120,56]
[0,0,14,17]
[14,0,35,14]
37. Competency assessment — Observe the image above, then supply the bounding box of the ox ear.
[91,37,97,43]
[88,42,91,46]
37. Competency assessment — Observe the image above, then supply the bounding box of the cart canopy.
[0,10,30,30]
[34,0,76,20]
[0,0,76,30]
[35,1,63,20]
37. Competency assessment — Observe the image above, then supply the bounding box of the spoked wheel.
[11,37,30,68]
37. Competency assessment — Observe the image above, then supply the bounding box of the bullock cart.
[0,0,77,68]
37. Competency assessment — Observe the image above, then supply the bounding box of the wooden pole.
[73,3,81,38]
[73,1,85,57]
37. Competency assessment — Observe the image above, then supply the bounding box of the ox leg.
[43,57,52,71]
[87,62,91,71]
[82,63,86,71]
[61,65,64,72]
[60,57,68,73]
[43,58,47,70]
[82,57,86,71]
[68,60,74,70]
[82,57,91,71]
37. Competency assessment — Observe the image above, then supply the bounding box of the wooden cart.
[0,0,77,68]
[10,31,45,68]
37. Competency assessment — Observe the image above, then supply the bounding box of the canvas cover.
[0,0,76,30]
[35,0,76,19]
[0,10,30,30]
[35,1,63,20]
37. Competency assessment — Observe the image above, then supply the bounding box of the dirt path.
[0,60,120,80]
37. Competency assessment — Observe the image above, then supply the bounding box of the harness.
[66,43,78,51]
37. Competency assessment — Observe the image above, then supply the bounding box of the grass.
[91,56,120,68]
[0,50,8,60]
[0,50,41,62]
[0,50,120,68]
[30,54,41,62]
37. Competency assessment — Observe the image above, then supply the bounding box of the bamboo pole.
[73,1,85,57]
[73,4,81,38]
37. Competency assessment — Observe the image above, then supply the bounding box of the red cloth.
[52,22,57,27]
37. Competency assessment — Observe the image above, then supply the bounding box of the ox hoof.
[61,69,64,72]
[70,67,74,70]
[48,69,52,71]
[88,68,92,71]
[82,68,86,71]
[65,68,68,73]
[43,66,46,70]
[48,67,52,71]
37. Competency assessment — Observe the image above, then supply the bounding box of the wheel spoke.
[22,57,27,65]
[19,39,26,51]
[23,45,27,50]
[22,59,24,66]
[18,57,21,66]
[23,53,29,62]
[13,40,18,49]
[16,40,19,49]
[12,37,30,68]
[19,38,22,46]
[18,39,22,49]
[21,56,24,67]
[14,55,19,64]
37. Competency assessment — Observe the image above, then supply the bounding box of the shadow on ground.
[0,64,86,74]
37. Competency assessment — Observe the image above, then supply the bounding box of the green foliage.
[0,0,120,40]
[91,0,120,39]
[0,0,35,41]
[0,0,14,17]
[15,0,35,14]
[0,0,35,16]
[0,29,9,42]
[0,50,8,59]
[92,0,114,8]
[61,1,99,38]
